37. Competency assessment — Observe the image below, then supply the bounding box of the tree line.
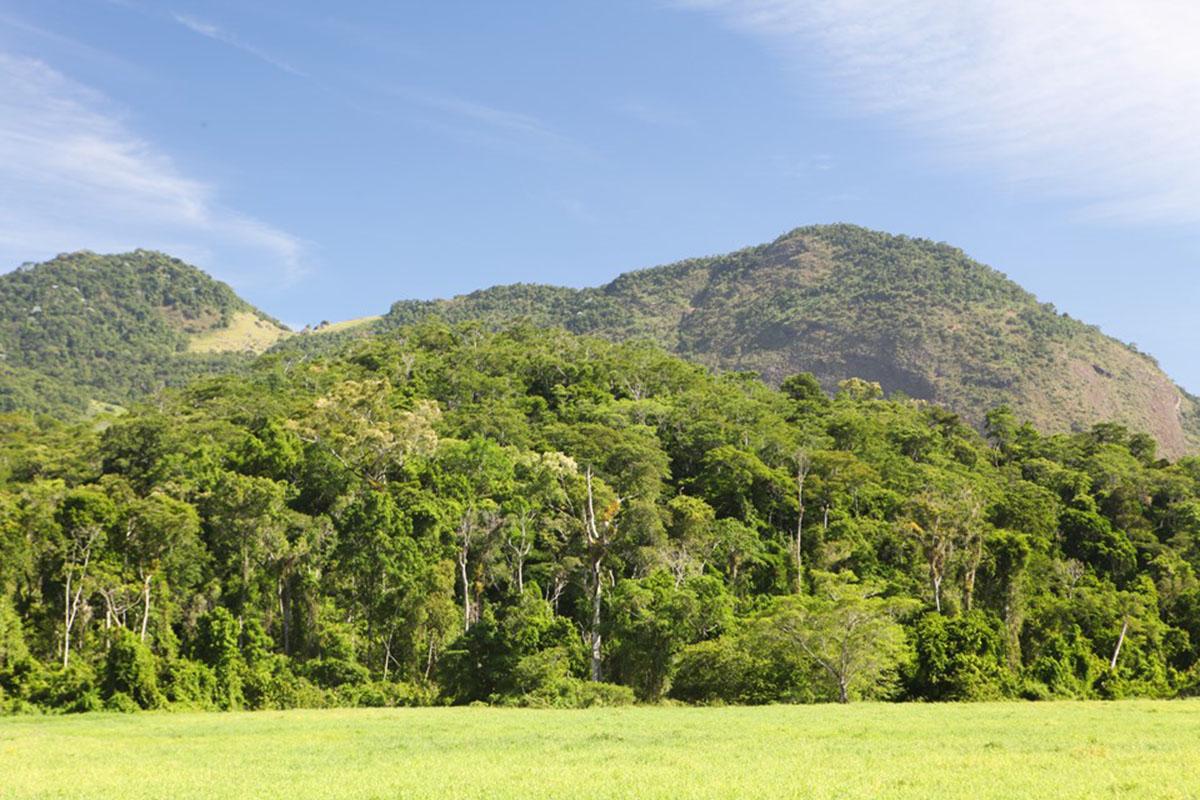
[1,322,1198,712]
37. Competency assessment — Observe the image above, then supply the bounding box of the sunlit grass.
[186,311,292,353]
[313,315,382,334]
[2,701,1198,799]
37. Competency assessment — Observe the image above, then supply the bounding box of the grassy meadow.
[2,701,1198,799]
[186,311,292,353]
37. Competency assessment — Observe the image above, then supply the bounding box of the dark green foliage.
[606,572,732,701]
[160,658,219,709]
[194,607,244,710]
[40,663,101,713]
[1027,626,1106,699]
[1060,503,1137,580]
[908,611,1013,700]
[102,628,164,709]
[1,321,1199,713]
[439,591,583,704]
[671,627,817,705]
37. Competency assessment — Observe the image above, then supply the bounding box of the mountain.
[379,224,1199,458]
[3,226,1195,457]
[0,249,291,417]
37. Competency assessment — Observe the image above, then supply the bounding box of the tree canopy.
[2,321,1199,712]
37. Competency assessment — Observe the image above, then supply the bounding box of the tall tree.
[55,488,115,668]
[291,379,440,489]
[770,571,917,703]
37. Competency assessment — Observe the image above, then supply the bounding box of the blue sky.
[1,1,1197,390]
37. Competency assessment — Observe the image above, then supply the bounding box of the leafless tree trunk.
[506,510,534,595]
[794,450,810,592]
[584,468,604,681]
[457,504,502,633]
[589,557,603,681]
[424,630,438,681]
[959,493,984,612]
[963,534,984,612]
[383,623,396,681]
[61,531,99,669]
[277,577,292,654]
[1110,618,1130,670]
[458,537,472,634]
[582,466,621,682]
[546,574,567,613]
[140,571,153,642]
[908,510,953,614]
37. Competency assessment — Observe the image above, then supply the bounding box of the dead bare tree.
[582,466,623,682]
[793,448,811,592]
[456,503,504,633]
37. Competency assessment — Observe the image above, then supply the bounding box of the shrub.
[301,657,370,689]
[193,608,244,710]
[161,658,218,709]
[38,662,100,713]
[103,691,140,713]
[570,681,635,708]
[1027,626,1104,698]
[252,670,331,710]
[343,681,428,708]
[671,625,819,705]
[104,628,165,709]
[907,611,1014,701]
[0,654,43,705]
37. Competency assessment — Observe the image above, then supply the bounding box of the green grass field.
[2,702,1198,799]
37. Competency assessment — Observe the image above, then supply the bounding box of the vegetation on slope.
[0,250,288,417]
[382,225,1197,457]
[2,323,1199,714]
[3,227,1191,457]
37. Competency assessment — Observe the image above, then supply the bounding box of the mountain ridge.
[376,224,1198,457]
[2,226,1195,457]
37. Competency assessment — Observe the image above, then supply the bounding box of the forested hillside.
[0,250,290,418]
[381,225,1200,458]
[4,228,1195,458]
[3,323,1199,712]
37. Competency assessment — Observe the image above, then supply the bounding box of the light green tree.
[769,571,916,703]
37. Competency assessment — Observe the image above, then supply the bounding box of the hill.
[380,224,1199,458]
[0,250,291,417]
[3,227,1195,457]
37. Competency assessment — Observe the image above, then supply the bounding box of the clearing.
[186,311,292,353]
[1,701,1197,799]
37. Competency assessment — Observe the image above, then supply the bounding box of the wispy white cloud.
[402,89,588,158]
[616,99,693,128]
[173,12,306,77]
[678,0,1200,225]
[796,153,834,174]
[0,53,306,284]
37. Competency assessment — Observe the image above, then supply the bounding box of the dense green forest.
[2,322,1198,713]
[0,250,286,418]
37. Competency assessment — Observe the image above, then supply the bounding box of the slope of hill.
[3,227,1194,456]
[382,224,1198,457]
[0,250,289,417]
